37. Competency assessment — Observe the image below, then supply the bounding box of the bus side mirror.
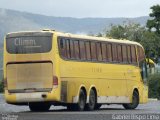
[146,58,155,68]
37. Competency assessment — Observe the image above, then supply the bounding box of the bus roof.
[6,30,143,48]
[55,31,143,48]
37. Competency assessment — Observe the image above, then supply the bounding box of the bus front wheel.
[29,102,51,112]
[123,90,139,109]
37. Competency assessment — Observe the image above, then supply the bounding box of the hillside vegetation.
[0,8,149,46]
[148,74,160,99]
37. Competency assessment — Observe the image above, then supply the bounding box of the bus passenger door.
[139,60,148,103]
[138,46,148,103]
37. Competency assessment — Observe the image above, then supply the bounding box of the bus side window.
[138,46,147,82]
[139,60,147,83]
[112,43,118,62]
[117,45,122,63]
[60,38,64,48]
[96,42,102,61]
[138,46,145,62]
[131,45,137,64]
[85,41,91,60]
[101,43,107,62]
[66,39,71,59]
[79,41,86,60]
[122,45,127,63]
[74,40,80,60]
[127,45,131,63]
[107,43,112,62]
[59,38,67,58]
[91,42,97,61]
[70,40,75,59]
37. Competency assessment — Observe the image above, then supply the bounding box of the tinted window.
[102,43,107,61]
[91,42,97,60]
[70,40,75,59]
[85,41,91,60]
[66,39,71,58]
[74,40,80,59]
[107,43,112,62]
[59,38,66,58]
[138,46,145,62]
[58,37,139,66]
[122,45,127,63]
[127,45,131,63]
[131,46,137,63]
[96,42,102,61]
[7,35,52,54]
[112,44,118,62]
[117,45,122,62]
[79,41,86,60]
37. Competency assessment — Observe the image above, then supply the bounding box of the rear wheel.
[29,102,51,112]
[123,90,139,109]
[86,89,96,111]
[67,89,86,111]
[77,89,86,111]
[67,104,75,111]
[95,104,102,110]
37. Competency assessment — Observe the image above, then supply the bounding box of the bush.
[148,73,160,99]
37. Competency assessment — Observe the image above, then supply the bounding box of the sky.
[0,0,159,18]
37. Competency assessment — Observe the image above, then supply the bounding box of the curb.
[148,98,158,101]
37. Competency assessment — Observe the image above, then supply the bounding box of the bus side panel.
[142,85,148,103]
[126,66,148,104]
[59,59,130,104]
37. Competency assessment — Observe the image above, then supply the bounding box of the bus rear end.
[3,31,60,111]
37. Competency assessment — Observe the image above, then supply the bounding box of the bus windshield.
[6,32,52,54]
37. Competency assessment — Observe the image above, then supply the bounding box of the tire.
[95,104,102,110]
[123,91,139,109]
[67,89,86,111]
[67,104,75,111]
[77,89,86,111]
[29,102,51,112]
[86,89,96,111]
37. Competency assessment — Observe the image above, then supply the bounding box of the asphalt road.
[0,94,160,120]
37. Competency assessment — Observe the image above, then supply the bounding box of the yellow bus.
[3,30,148,111]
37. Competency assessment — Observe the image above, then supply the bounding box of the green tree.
[105,25,125,39]
[147,5,160,34]
[105,23,146,42]
[96,32,103,37]
[148,73,160,99]
[140,31,160,57]
[146,4,160,59]
[102,5,160,60]
[104,22,160,59]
